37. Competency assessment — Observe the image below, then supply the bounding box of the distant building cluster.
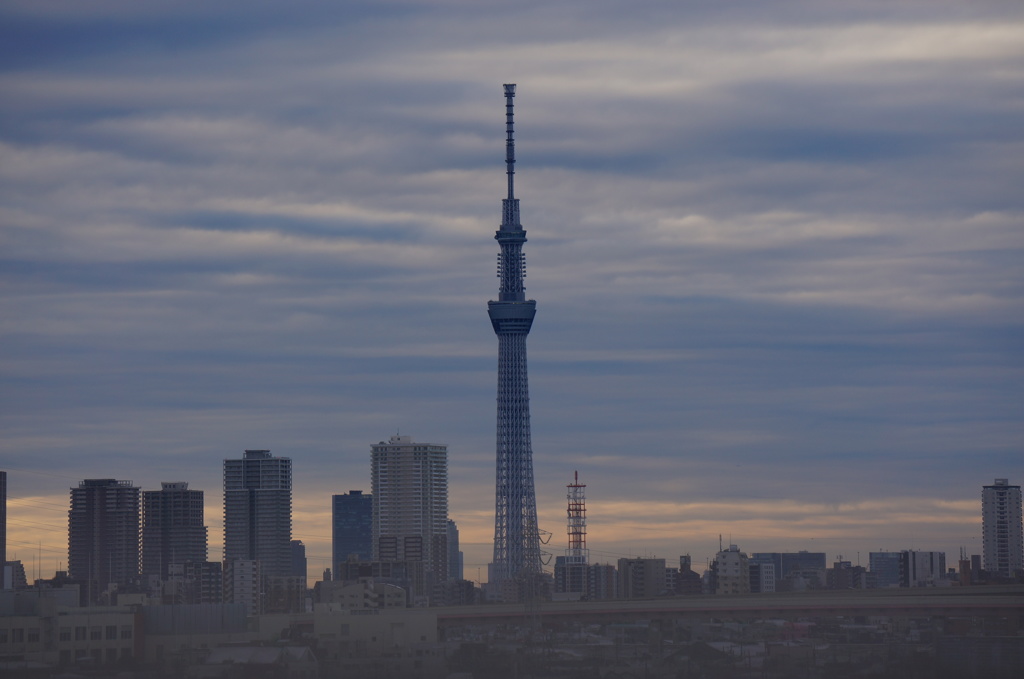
[2,447,1023,675]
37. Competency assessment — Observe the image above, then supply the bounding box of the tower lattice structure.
[566,471,588,566]
[488,83,542,584]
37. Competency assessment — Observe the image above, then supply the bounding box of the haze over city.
[2,0,1022,584]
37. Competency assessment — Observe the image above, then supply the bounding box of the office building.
[982,478,1023,578]
[869,552,902,588]
[223,450,292,578]
[141,482,207,579]
[752,550,826,589]
[371,434,448,585]
[68,479,141,602]
[488,84,543,590]
[901,550,946,587]
[332,490,372,577]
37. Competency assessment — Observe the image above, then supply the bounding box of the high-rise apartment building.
[290,539,307,586]
[223,450,292,578]
[332,490,372,578]
[488,83,542,589]
[982,478,1023,578]
[68,479,140,602]
[141,482,207,578]
[447,519,463,581]
[370,435,448,584]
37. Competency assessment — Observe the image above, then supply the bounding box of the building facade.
[223,558,261,615]
[617,557,666,599]
[488,83,543,591]
[332,490,372,578]
[1,470,6,571]
[901,550,946,587]
[750,560,776,593]
[223,450,292,579]
[714,545,751,595]
[588,563,619,600]
[290,539,307,587]
[370,435,448,587]
[982,478,1023,578]
[68,479,141,603]
[141,482,207,579]
[446,519,463,581]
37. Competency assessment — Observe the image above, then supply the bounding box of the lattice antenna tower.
[566,471,589,566]
[488,83,542,586]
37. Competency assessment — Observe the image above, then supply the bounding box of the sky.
[1,0,1022,583]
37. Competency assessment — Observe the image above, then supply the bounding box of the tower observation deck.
[488,84,542,589]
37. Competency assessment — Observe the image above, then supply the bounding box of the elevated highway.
[436,586,1024,628]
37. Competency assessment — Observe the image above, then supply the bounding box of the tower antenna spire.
[504,83,516,202]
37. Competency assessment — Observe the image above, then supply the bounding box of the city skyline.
[2,2,1023,582]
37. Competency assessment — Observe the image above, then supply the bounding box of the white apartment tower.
[371,435,448,583]
[223,450,292,579]
[715,544,752,595]
[982,478,1023,578]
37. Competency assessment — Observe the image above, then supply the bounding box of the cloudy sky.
[2,0,1022,582]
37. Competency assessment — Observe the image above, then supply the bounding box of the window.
[106,625,117,640]
[28,628,40,643]
[120,626,132,640]
[90,627,102,640]
[60,628,72,642]
[76,627,87,641]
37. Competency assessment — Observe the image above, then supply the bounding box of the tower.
[488,83,542,588]
[370,435,449,585]
[332,490,373,577]
[68,479,141,603]
[555,472,589,595]
[982,478,1023,578]
[223,450,292,578]
[141,482,208,579]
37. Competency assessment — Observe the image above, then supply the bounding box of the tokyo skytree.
[488,84,542,585]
